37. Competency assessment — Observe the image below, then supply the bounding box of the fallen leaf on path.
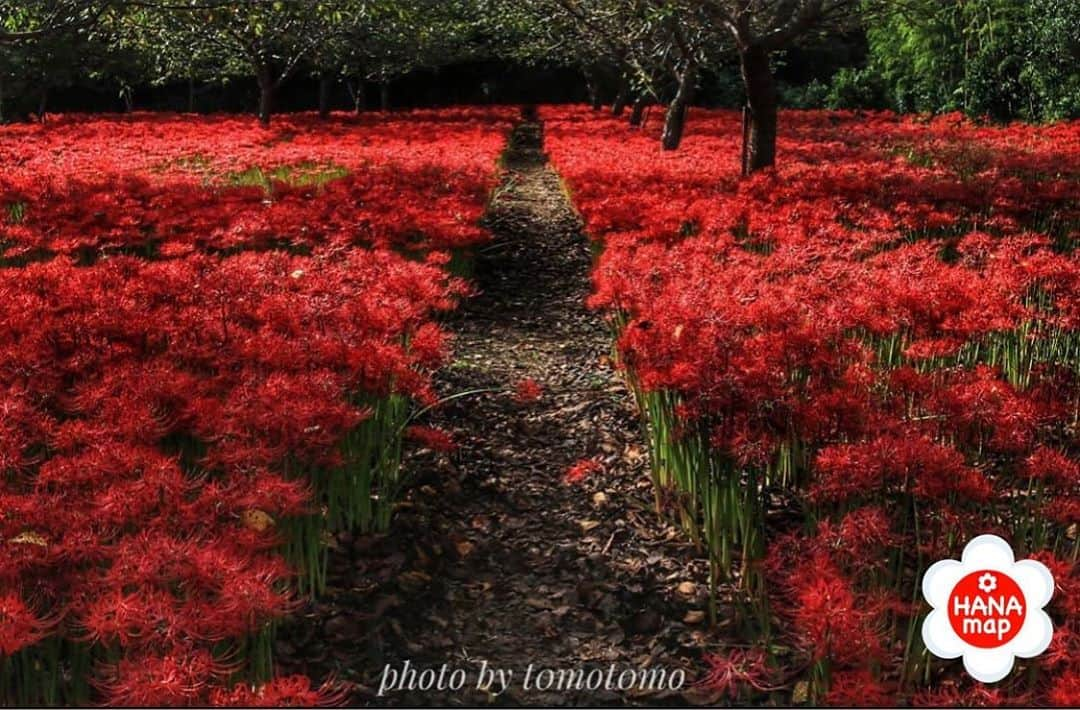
[683,610,706,624]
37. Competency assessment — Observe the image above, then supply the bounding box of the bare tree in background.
[702,0,886,175]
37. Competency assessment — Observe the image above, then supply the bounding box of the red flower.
[405,425,457,453]
[513,378,544,404]
[564,458,603,485]
[824,669,894,707]
[211,676,348,707]
[697,648,775,700]
[0,593,53,656]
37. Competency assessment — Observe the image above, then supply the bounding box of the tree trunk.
[587,83,602,110]
[186,76,196,113]
[0,73,5,124]
[739,45,778,176]
[611,81,629,117]
[629,95,647,127]
[347,78,365,114]
[37,85,49,122]
[318,74,332,120]
[379,82,390,111]
[256,65,274,126]
[584,68,601,110]
[122,87,134,113]
[661,66,696,151]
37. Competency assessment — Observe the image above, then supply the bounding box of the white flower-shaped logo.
[977,573,997,594]
[922,535,1054,683]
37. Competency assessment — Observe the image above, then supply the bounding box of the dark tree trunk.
[256,65,274,126]
[318,74,332,120]
[629,95,647,127]
[584,69,601,111]
[186,76,196,113]
[611,81,629,117]
[0,73,5,124]
[661,66,696,151]
[379,82,390,111]
[739,45,778,176]
[37,85,49,122]
[121,87,134,113]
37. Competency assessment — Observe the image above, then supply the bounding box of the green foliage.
[0,1,487,121]
[824,66,887,110]
[224,161,350,191]
[779,79,829,109]
[0,0,1077,122]
[865,0,1080,121]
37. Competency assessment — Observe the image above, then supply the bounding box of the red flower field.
[0,109,511,706]
[545,105,1079,705]
[0,103,1077,706]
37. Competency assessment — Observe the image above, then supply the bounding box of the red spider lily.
[1,111,512,260]
[0,108,509,704]
[1047,672,1080,707]
[824,669,895,707]
[0,593,55,656]
[697,648,776,700]
[564,458,603,485]
[405,425,458,453]
[210,675,349,707]
[1023,446,1080,485]
[545,105,1080,704]
[513,377,544,404]
[94,646,233,707]
[912,683,1011,707]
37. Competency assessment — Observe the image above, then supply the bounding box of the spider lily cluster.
[546,105,1078,705]
[0,109,511,705]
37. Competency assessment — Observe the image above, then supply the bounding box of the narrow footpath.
[279,121,713,707]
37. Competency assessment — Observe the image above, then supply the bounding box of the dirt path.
[279,122,711,707]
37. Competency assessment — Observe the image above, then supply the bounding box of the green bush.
[825,67,888,110]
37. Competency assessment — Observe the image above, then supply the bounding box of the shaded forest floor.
[279,122,719,706]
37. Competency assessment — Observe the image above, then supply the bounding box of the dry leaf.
[683,610,706,624]
[677,581,697,596]
[792,681,810,704]
[592,491,608,507]
[398,570,432,591]
[240,509,275,532]
[455,540,475,557]
[579,519,601,533]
